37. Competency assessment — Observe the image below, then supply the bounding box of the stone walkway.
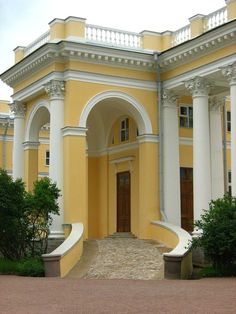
[68,238,169,280]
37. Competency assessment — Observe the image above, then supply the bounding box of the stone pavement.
[68,237,169,279]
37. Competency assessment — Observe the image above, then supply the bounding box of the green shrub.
[0,169,60,260]
[0,258,44,277]
[192,194,236,273]
[17,258,45,277]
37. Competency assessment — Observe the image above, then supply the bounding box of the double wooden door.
[180,168,193,232]
[117,171,131,232]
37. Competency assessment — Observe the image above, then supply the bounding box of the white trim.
[109,156,135,164]
[151,221,192,257]
[179,137,193,146]
[88,141,139,157]
[62,126,87,137]
[63,70,157,91]
[23,141,40,150]
[163,54,236,90]
[79,90,153,135]
[0,135,13,141]
[137,134,159,143]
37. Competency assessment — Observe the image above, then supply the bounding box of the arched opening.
[81,91,153,238]
[25,100,50,189]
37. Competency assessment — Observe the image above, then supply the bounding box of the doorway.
[180,167,193,232]
[117,171,131,232]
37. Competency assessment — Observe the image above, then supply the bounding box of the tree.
[192,194,236,271]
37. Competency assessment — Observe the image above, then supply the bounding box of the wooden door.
[117,171,131,232]
[180,168,193,232]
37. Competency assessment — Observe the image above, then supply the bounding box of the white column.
[162,89,181,225]
[222,63,236,196]
[185,77,212,222]
[10,101,26,180]
[45,80,65,238]
[209,96,224,200]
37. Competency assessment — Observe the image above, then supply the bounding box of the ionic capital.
[10,101,26,118]
[162,89,178,108]
[44,80,65,100]
[185,77,213,97]
[209,96,225,112]
[222,63,236,86]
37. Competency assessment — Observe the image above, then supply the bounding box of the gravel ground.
[76,238,166,280]
[0,276,235,314]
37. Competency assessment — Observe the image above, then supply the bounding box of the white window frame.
[45,150,50,166]
[227,111,231,132]
[120,118,129,142]
[179,105,193,128]
[228,171,231,196]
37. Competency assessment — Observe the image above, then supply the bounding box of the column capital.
[185,76,213,97]
[209,96,225,112]
[10,101,26,118]
[221,63,236,86]
[162,89,178,108]
[44,80,65,100]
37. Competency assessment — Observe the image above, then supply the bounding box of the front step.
[107,232,137,239]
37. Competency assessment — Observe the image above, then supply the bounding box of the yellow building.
[1,0,236,277]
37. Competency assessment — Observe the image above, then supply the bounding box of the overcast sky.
[0,0,225,101]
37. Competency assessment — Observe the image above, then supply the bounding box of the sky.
[0,0,225,101]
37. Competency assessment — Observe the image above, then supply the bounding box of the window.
[228,171,231,196]
[120,118,129,142]
[179,106,193,128]
[227,111,231,132]
[45,150,50,166]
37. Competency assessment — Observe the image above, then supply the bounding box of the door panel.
[180,168,193,232]
[117,171,131,232]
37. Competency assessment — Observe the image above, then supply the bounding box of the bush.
[0,169,60,260]
[192,194,236,272]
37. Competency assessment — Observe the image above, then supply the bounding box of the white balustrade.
[86,24,142,49]
[204,7,227,31]
[172,25,190,46]
[24,31,50,56]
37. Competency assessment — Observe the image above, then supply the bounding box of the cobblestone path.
[68,238,168,280]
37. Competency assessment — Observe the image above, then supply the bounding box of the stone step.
[107,232,137,239]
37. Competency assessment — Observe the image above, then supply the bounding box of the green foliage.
[0,169,29,260]
[192,194,236,272]
[0,169,60,261]
[199,265,236,278]
[25,177,60,256]
[0,257,44,277]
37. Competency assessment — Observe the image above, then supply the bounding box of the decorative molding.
[23,141,40,150]
[221,62,236,85]
[10,101,26,118]
[44,80,65,100]
[110,156,135,173]
[62,126,87,137]
[185,76,213,97]
[209,96,225,111]
[162,89,178,108]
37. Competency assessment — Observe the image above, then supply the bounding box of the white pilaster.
[185,77,212,221]
[209,96,224,199]
[162,89,181,225]
[45,80,65,238]
[10,101,26,180]
[222,63,236,196]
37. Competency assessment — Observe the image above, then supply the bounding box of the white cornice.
[1,41,155,88]
[163,54,236,90]
[62,126,87,137]
[159,20,236,71]
[109,156,135,164]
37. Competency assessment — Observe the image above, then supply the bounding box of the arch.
[79,91,153,135]
[25,99,50,142]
